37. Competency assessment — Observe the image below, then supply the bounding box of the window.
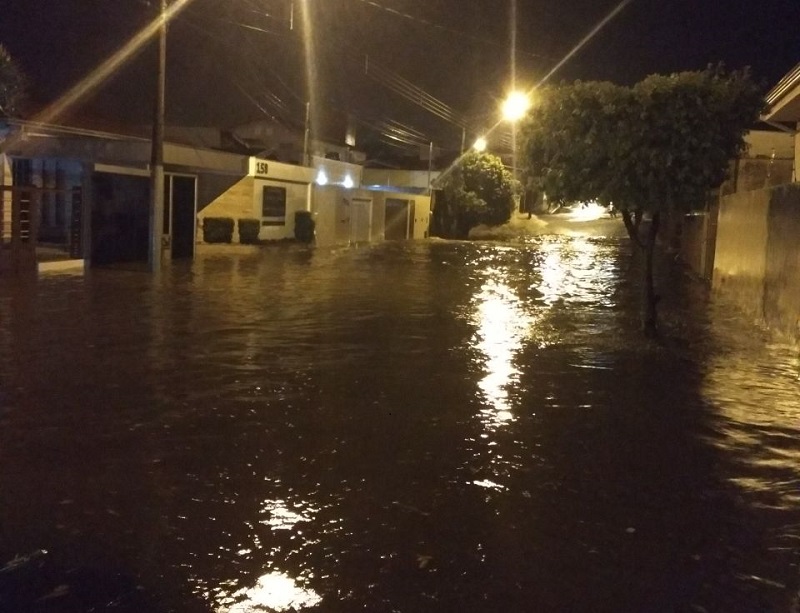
[261,186,286,226]
[11,158,33,186]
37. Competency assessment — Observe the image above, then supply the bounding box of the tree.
[0,44,26,117]
[433,151,517,239]
[519,67,764,336]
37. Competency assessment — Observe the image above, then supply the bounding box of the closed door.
[351,198,372,242]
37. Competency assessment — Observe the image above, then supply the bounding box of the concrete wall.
[197,158,315,243]
[724,158,794,194]
[680,212,715,280]
[713,183,800,343]
[311,187,431,246]
[733,158,794,192]
[763,185,800,342]
[197,176,255,243]
[745,129,794,159]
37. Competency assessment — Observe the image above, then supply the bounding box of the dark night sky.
[1,0,798,153]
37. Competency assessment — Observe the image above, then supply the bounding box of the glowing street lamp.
[473,136,487,152]
[502,91,530,122]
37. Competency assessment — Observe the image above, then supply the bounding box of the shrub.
[238,218,261,244]
[202,217,234,243]
[294,211,316,244]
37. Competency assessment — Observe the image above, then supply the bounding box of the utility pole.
[303,101,310,166]
[427,141,434,195]
[149,0,167,272]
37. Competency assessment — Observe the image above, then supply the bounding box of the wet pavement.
[0,236,799,612]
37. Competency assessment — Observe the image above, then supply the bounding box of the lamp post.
[502,90,530,214]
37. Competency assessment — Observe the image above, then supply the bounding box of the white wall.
[745,129,795,159]
[252,179,310,241]
[248,157,314,241]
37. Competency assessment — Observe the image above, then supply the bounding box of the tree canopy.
[520,67,764,217]
[518,67,765,335]
[0,44,25,118]
[433,150,516,238]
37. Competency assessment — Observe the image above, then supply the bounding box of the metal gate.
[0,186,83,274]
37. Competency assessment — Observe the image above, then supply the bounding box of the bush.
[202,217,234,243]
[238,218,261,244]
[294,211,316,244]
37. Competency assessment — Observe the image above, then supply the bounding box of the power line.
[354,0,557,61]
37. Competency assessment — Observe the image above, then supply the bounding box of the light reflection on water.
[535,236,617,308]
[467,237,621,439]
[259,499,318,531]
[214,571,321,612]
[470,274,532,429]
[701,327,800,510]
[193,495,326,611]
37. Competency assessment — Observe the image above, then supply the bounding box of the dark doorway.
[168,175,196,259]
[90,173,149,266]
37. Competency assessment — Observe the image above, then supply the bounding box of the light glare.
[502,91,530,122]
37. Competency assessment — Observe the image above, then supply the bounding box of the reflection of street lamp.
[502,91,530,214]
[473,136,487,153]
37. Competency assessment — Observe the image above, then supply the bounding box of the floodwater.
[0,237,798,612]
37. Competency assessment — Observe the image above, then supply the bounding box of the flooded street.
[1,236,799,612]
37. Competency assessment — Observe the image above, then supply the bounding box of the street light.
[473,137,487,152]
[502,90,530,215]
[502,91,530,123]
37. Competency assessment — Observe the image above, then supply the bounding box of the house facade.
[0,119,433,274]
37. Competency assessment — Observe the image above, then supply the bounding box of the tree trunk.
[621,209,661,337]
[642,212,661,338]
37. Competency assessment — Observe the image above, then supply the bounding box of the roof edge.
[765,62,800,107]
